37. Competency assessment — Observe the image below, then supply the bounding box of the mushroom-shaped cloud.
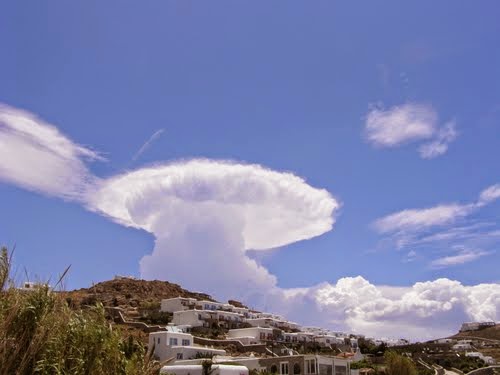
[89,159,339,300]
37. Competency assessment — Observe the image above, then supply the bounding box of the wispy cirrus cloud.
[373,184,500,268]
[373,203,474,234]
[0,104,102,200]
[478,183,500,206]
[430,249,492,269]
[418,121,458,159]
[374,184,500,235]
[132,129,165,161]
[364,103,457,159]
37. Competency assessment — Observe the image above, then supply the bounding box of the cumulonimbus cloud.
[88,159,339,299]
[1,103,498,341]
[0,104,102,200]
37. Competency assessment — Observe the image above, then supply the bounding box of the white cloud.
[405,250,417,262]
[430,249,492,269]
[373,184,500,269]
[418,121,458,159]
[374,183,500,236]
[365,103,437,147]
[89,159,339,300]
[1,103,498,341]
[478,184,500,206]
[373,204,473,234]
[364,103,457,158]
[0,104,101,200]
[259,277,500,341]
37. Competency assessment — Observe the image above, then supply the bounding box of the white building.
[173,309,245,329]
[245,317,300,331]
[227,327,275,344]
[161,297,199,313]
[160,364,249,375]
[19,281,50,291]
[452,340,473,351]
[315,334,345,346]
[149,329,226,362]
[466,352,496,365]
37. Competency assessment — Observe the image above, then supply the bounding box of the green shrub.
[0,247,161,375]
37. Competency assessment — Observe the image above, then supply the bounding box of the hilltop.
[451,324,500,341]
[63,277,216,311]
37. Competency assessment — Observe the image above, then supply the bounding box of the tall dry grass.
[0,247,161,375]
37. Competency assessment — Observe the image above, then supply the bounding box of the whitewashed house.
[173,309,245,329]
[161,297,200,313]
[453,340,473,351]
[466,352,496,365]
[149,328,226,362]
[227,327,275,344]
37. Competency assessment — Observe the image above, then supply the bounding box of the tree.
[384,351,417,375]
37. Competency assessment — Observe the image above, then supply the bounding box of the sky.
[0,1,499,341]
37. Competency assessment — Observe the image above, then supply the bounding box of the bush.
[0,247,161,375]
[384,351,417,375]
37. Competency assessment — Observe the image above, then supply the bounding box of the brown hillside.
[451,324,500,341]
[62,277,216,311]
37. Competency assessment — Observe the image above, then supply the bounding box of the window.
[176,353,183,359]
[182,339,190,346]
[169,338,178,346]
[305,360,316,374]
[157,338,161,344]
[280,362,289,375]
[260,332,266,340]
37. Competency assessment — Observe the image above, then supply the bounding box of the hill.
[451,324,500,341]
[63,277,216,311]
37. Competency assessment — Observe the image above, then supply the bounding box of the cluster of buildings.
[161,297,358,348]
[149,296,367,375]
[147,297,498,374]
[433,338,497,365]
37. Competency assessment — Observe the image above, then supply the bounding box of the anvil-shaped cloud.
[88,160,338,298]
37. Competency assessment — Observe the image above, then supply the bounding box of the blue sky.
[0,2,499,339]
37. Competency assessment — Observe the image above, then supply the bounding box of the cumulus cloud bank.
[364,103,457,159]
[1,103,499,341]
